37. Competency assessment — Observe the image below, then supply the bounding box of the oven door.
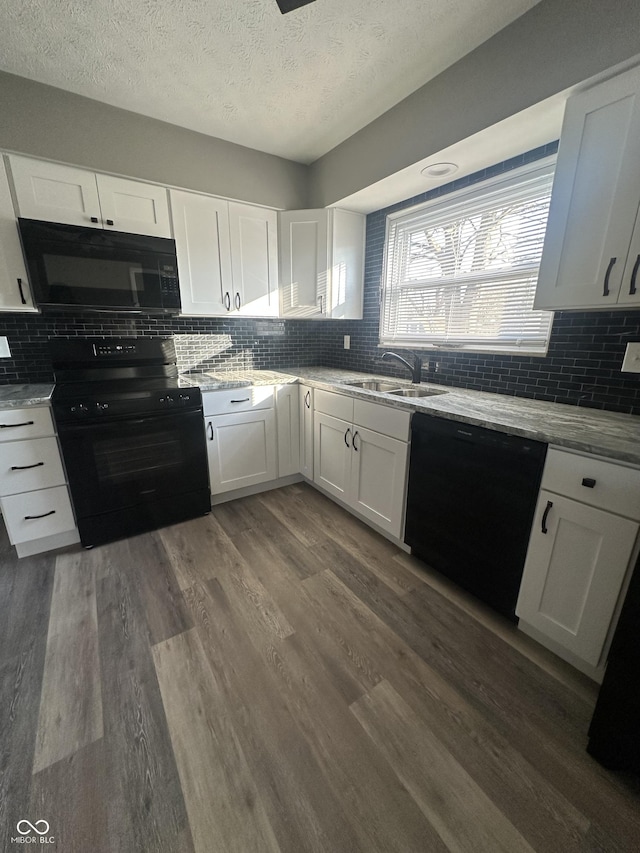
[57,409,209,518]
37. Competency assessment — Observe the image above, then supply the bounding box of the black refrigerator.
[587,556,640,772]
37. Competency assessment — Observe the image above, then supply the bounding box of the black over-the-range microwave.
[18,218,181,313]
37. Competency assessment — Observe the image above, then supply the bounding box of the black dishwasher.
[405,414,547,620]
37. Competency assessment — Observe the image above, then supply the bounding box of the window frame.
[378,156,556,357]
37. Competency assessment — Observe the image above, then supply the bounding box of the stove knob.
[95,402,109,411]
[179,394,190,404]
[166,395,175,405]
[71,404,89,415]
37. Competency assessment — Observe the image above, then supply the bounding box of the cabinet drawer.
[314,389,354,422]
[0,437,65,496]
[542,448,640,519]
[353,399,410,442]
[203,386,274,416]
[1,485,76,544]
[0,406,54,441]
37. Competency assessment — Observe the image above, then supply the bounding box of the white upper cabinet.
[171,192,279,318]
[279,208,364,319]
[535,65,640,310]
[94,173,171,237]
[0,157,35,311]
[228,202,278,317]
[170,189,232,316]
[9,155,171,237]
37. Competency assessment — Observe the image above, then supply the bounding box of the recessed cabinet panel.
[96,174,171,238]
[299,384,314,479]
[10,156,102,228]
[535,66,640,310]
[516,490,638,666]
[229,203,278,317]
[171,190,232,316]
[0,158,35,311]
[350,426,407,536]
[314,412,351,500]
[207,409,277,495]
[276,385,300,477]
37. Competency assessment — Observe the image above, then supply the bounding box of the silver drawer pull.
[11,461,44,470]
[582,477,596,488]
[24,509,55,520]
[0,420,35,429]
[230,398,250,403]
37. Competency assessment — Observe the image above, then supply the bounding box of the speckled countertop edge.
[0,384,54,409]
[184,367,640,466]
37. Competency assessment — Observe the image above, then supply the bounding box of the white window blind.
[380,161,555,355]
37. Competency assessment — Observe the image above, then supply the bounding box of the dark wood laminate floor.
[1,482,639,852]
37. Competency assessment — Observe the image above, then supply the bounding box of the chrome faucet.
[379,351,423,384]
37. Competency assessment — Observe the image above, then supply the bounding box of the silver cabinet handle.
[235,292,241,310]
[344,428,351,448]
[317,295,324,314]
[224,292,231,311]
[207,422,214,440]
[11,461,44,470]
[305,391,310,408]
[17,277,27,304]
[541,500,553,534]
[230,398,250,403]
[352,430,360,452]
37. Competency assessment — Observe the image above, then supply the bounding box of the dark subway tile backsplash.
[0,312,324,383]
[2,143,640,415]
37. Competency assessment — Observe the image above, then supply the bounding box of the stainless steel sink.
[387,387,447,398]
[346,380,403,392]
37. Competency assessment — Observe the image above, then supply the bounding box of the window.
[380,160,555,355]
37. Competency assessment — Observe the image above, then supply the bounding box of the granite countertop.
[5,368,639,466]
[185,366,640,466]
[0,384,54,409]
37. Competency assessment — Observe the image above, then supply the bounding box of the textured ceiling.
[0,0,542,164]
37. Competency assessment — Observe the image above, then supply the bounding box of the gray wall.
[309,0,640,207]
[0,71,309,210]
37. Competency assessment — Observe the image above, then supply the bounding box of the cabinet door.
[535,66,640,310]
[329,209,365,320]
[95,174,171,238]
[299,384,313,479]
[0,159,35,311]
[228,202,278,316]
[279,209,329,318]
[170,190,233,316]
[207,409,277,495]
[276,384,300,477]
[350,426,408,537]
[9,155,102,228]
[313,412,352,501]
[516,490,638,666]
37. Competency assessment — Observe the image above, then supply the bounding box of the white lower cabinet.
[516,448,640,674]
[313,391,409,539]
[299,384,314,479]
[203,388,277,496]
[0,406,78,555]
[275,385,300,477]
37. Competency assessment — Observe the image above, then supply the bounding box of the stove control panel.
[92,342,137,357]
[53,386,202,422]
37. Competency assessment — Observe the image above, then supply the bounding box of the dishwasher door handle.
[541,500,553,534]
